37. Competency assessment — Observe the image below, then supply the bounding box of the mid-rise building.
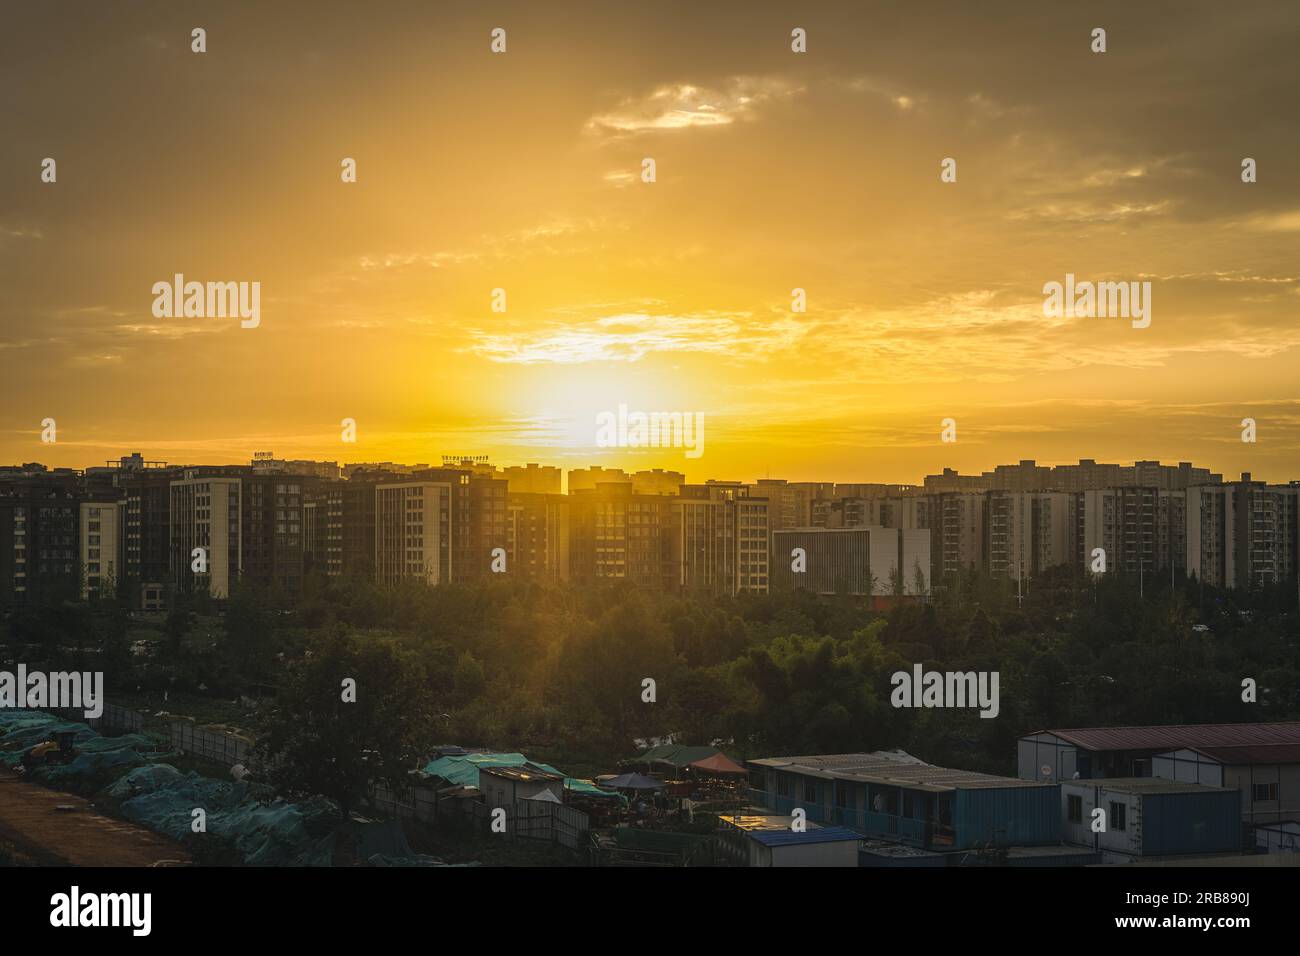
[0,474,81,605]
[170,474,242,598]
[79,497,125,598]
[1186,475,1299,589]
[374,481,451,586]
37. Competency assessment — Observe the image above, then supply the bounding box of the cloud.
[585,77,803,135]
[467,311,803,364]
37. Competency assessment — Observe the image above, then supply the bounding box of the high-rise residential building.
[303,480,344,578]
[924,468,991,494]
[170,474,242,598]
[240,474,310,595]
[375,481,452,586]
[114,459,181,608]
[931,492,986,579]
[0,473,81,606]
[79,497,125,598]
[502,464,569,582]
[506,492,569,582]
[925,459,1222,495]
[1081,487,1163,577]
[250,455,342,480]
[569,481,675,588]
[1186,475,1298,589]
[341,468,403,579]
[467,472,510,581]
[567,466,631,493]
[747,479,799,530]
[502,463,563,495]
[673,482,770,595]
[986,491,1072,580]
[675,483,734,594]
[412,464,507,583]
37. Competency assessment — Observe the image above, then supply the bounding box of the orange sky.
[3,1,1299,484]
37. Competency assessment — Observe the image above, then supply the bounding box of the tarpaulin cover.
[422,751,564,789]
[599,771,665,790]
[564,777,627,805]
[0,709,158,786]
[688,753,748,775]
[629,744,721,769]
[107,763,337,866]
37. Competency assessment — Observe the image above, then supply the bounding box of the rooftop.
[749,751,1051,793]
[1062,777,1228,796]
[748,826,862,848]
[1175,743,1300,765]
[1028,722,1300,752]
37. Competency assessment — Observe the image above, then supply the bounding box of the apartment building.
[79,497,125,598]
[170,474,242,598]
[374,481,451,586]
[240,473,310,596]
[0,472,81,605]
[1186,475,1299,589]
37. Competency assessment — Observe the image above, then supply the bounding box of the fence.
[466,796,590,851]
[369,777,442,825]
[49,701,144,736]
[169,720,256,768]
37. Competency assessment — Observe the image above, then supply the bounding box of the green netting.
[3,711,442,866]
[108,763,339,866]
[0,709,159,789]
[565,777,628,805]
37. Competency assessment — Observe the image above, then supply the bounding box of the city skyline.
[4,2,1300,483]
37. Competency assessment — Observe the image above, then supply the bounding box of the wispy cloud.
[585,77,803,135]
[467,311,803,364]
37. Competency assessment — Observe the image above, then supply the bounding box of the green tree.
[258,627,432,813]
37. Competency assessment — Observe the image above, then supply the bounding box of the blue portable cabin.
[747,751,1060,851]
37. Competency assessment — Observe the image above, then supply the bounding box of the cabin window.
[1067,795,1083,824]
[1110,801,1127,831]
[1253,783,1279,802]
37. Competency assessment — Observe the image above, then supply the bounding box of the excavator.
[21,731,79,770]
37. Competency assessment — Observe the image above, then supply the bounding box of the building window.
[1253,783,1279,802]
[1068,794,1083,824]
[1110,801,1127,831]
[804,780,817,804]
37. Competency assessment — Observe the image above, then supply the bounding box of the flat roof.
[1025,722,1300,752]
[477,765,564,783]
[749,751,1050,793]
[750,826,862,848]
[721,814,824,833]
[1062,777,1229,796]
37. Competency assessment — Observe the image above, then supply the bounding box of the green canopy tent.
[626,744,721,772]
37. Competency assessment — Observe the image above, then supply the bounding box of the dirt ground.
[0,769,189,866]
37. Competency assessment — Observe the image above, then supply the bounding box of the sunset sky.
[3,1,1299,484]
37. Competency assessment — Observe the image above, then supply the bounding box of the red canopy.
[688,753,748,776]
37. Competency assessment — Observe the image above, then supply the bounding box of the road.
[0,769,189,866]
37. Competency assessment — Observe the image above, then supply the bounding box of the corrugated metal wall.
[1142,790,1242,856]
[954,785,1060,849]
